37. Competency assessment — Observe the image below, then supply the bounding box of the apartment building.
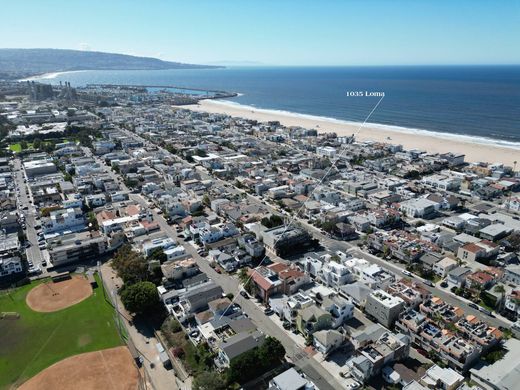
[365,290,405,328]
[47,231,107,266]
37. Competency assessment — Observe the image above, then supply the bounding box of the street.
[12,158,48,276]
[100,262,180,390]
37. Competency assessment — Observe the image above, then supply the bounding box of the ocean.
[34,66,520,147]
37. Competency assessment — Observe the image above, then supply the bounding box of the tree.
[193,371,227,390]
[32,138,42,150]
[20,140,28,149]
[261,215,283,229]
[120,281,160,315]
[87,211,99,231]
[494,284,506,311]
[149,248,167,264]
[228,336,285,384]
[202,194,211,207]
[111,245,150,285]
[320,220,336,233]
[238,268,249,285]
[258,336,285,363]
[404,170,421,180]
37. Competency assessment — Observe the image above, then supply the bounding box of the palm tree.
[238,267,249,285]
[494,284,506,312]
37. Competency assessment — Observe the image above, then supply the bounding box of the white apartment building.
[318,261,355,289]
[365,290,405,328]
[142,236,176,257]
[43,207,86,235]
[322,295,354,328]
[0,256,23,277]
[316,146,337,158]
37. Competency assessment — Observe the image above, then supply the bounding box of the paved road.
[12,158,48,275]
[124,189,344,390]
[302,221,512,329]
[189,161,513,329]
[100,263,179,390]
[192,162,512,328]
[116,129,511,381]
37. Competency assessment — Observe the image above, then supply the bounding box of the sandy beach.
[18,70,86,82]
[184,99,519,166]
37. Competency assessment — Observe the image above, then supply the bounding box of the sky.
[1,0,519,66]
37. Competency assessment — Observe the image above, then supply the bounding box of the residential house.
[365,290,405,328]
[447,267,472,287]
[321,294,354,328]
[313,329,344,356]
[217,331,265,367]
[433,257,459,277]
[296,304,332,336]
[269,368,317,390]
[457,240,499,263]
[248,266,283,303]
[0,256,23,277]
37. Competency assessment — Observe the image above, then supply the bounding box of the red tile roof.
[462,243,484,254]
[468,271,494,285]
[250,269,274,292]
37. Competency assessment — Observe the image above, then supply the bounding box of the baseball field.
[0,274,127,389]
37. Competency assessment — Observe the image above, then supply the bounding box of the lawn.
[0,275,123,389]
[9,143,22,152]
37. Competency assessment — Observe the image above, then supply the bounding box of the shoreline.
[18,70,87,82]
[184,99,520,166]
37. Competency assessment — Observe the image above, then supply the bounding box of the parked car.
[423,280,434,287]
[240,290,249,299]
[468,303,479,310]
[263,308,274,316]
[402,270,413,277]
[440,281,448,288]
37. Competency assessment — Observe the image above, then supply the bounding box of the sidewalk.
[99,263,179,390]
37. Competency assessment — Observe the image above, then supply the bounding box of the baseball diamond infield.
[25,275,93,312]
[19,346,139,390]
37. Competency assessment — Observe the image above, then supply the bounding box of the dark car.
[468,303,479,310]
[440,281,448,288]
[263,308,274,316]
[416,348,429,358]
[240,290,249,299]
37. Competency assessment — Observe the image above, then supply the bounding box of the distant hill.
[0,48,221,79]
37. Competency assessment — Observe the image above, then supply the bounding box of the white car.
[402,270,413,277]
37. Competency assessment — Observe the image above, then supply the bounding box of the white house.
[322,294,354,328]
[399,198,438,218]
[313,329,344,355]
[318,261,355,290]
[142,236,176,257]
[164,246,188,261]
[433,257,458,277]
[0,256,23,277]
[43,207,86,234]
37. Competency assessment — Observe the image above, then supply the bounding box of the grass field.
[0,275,123,389]
[8,143,22,152]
